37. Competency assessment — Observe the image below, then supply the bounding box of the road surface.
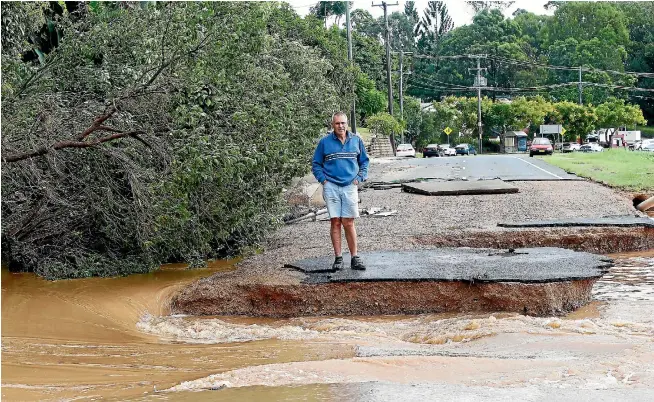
[376,154,579,183]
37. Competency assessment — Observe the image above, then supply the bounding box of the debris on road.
[498,215,654,229]
[402,179,519,196]
[361,206,397,217]
[286,206,397,224]
[636,195,654,213]
[285,208,328,224]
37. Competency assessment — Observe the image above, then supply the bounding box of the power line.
[409,83,477,93]
[411,54,654,79]
[488,55,654,78]
[628,94,654,100]
[409,80,582,93]
[409,77,654,95]
[584,83,654,92]
[412,54,471,61]
[409,74,471,89]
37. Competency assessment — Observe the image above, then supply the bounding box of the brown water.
[3,253,654,401]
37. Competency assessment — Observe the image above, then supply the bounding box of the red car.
[529,137,553,157]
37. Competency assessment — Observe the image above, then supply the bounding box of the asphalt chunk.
[402,179,519,196]
[498,216,654,228]
[285,248,612,284]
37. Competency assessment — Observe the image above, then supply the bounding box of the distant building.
[503,131,528,153]
[420,101,436,112]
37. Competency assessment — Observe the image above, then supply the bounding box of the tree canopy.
[1,2,350,278]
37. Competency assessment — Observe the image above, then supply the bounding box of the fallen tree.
[1,2,351,278]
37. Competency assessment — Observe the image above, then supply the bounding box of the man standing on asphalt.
[312,112,369,271]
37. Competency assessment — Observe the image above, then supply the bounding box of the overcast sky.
[287,0,553,27]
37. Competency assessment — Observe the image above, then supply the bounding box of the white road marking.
[510,156,564,179]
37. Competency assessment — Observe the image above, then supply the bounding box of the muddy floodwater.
[3,251,654,401]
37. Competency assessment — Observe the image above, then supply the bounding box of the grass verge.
[356,127,372,143]
[542,149,654,192]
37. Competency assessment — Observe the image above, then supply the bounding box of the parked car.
[439,144,456,156]
[561,142,581,153]
[454,143,477,155]
[396,143,416,157]
[423,143,442,158]
[641,143,654,152]
[529,137,553,157]
[579,143,604,152]
[635,139,654,150]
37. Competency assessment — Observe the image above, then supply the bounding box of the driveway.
[376,154,578,182]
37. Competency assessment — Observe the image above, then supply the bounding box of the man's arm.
[312,139,327,184]
[356,137,370,182]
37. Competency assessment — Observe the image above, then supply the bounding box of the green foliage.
[367,112,403,138]
[398,96,422,144]
[310,1,350,27]
[414,1,453,53]
[549,101,597,141]
[387,0,653,125]
[415,95,645,147]
[595,97,647,130]
[1,2,343,279]
[356,73,386,121]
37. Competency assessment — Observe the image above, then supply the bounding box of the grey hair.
[331,111,348,122]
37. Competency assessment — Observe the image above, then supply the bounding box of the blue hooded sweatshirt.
[312,131,369,187]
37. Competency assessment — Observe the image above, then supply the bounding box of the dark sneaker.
[351,256,366,270]
[332,256,344,271]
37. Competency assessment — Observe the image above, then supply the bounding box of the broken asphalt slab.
[401,179,519,196]
[285,248,612,284]
[174,247,613,317]
[498,216,654,229]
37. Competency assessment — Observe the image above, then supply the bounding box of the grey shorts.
[323,181,359,219]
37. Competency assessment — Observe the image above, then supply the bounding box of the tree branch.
[139,30,215,91]
[76,106,118,141]
[15,54,61,98]
[3,130,145,163]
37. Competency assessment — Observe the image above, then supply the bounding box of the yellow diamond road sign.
[443,127,452,135]
[561,127,566,135]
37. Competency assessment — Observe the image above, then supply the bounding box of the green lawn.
[542,149,654,192]
[356,127,372,143]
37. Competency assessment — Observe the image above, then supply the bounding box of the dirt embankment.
[172,160,653,318]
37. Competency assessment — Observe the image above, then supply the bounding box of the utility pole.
[468,55,487,154]
[373,1,398,151]
[396,47,412,144]
[578,66,583,105]
[399,49,403,123]
[346,2,356,134]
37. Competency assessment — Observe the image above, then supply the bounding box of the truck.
[595,128,611,145]
[591,128,641,147]
[617,130,641,145]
